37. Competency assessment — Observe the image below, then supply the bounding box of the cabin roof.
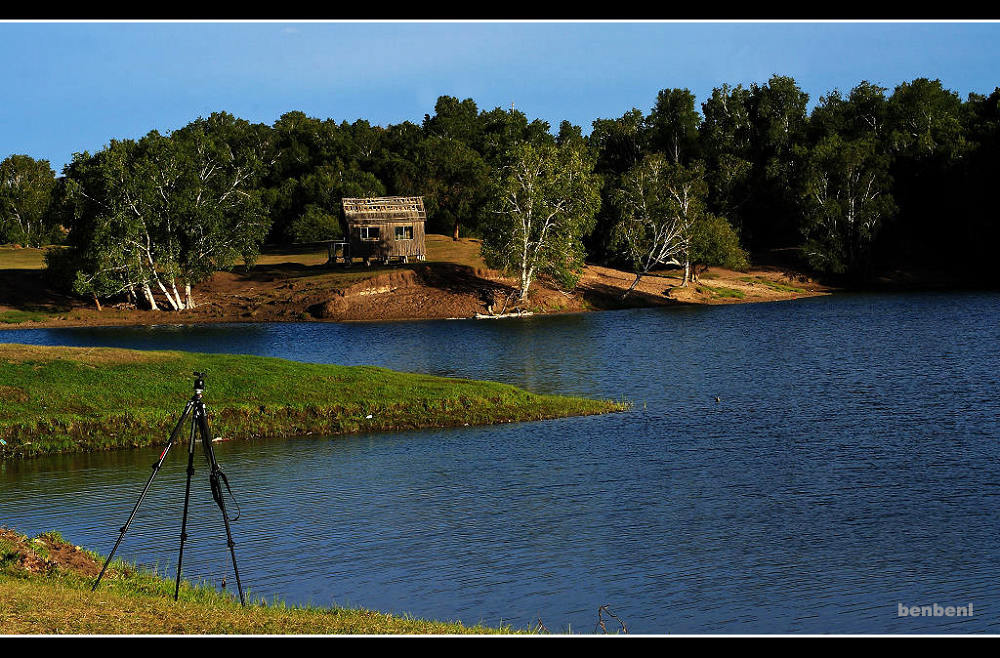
[342,196,427,224]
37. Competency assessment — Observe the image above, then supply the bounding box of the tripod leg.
[198,402,247,606]
[173,406,199,601]
[92,400,194,593]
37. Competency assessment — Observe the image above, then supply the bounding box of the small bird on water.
[715,396,721,403]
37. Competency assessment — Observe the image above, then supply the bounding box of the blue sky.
[3,20,1000,173]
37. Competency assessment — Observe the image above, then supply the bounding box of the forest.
[1,75,998,308]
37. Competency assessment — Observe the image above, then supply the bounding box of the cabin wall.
[348,221,426,260]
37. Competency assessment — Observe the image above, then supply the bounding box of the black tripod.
[91,371,246,606]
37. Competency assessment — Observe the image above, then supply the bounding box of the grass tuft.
[698,284,746,299]
[0,527,523,634]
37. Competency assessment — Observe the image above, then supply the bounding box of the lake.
[2,292,999,633]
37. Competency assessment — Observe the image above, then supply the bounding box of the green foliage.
[415,137,490,238]
[612,154,745,279]
[887,78,967,159]
[797,135,896,277]
[809,81,889,143]
[0,309,53,324]
[476,106,554,168]
[263,112,387,244]
[422,96,482,145]
[696,76,811,251]
[647,88,701,164]
[690,212,749,271]
[740,277,805,293]
[699,84,754,232]
[698,283,745,299]
[556,121,585,149]
[288,205,343,243]
[878,78,971,269]
[14,79,1000,291]
[50,113,273,308]
[586,108,652,264]
[482,141,601,299]
[611,154,698,274]
[953,87,1000,271]
[170,112,274,280]
[0,155,59,247]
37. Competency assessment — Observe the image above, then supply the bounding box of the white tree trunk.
[622,273,643,300]
[142,283,159,311]
[154,277,181,311]
[519,263,536,302]
[171,281,186,310]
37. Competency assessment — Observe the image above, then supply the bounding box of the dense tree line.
[2,75,998,309]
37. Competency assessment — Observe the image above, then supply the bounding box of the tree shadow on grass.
[0,268,77,314]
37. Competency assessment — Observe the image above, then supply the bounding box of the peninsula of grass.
[0,527,518,634]
[0,343,628,459]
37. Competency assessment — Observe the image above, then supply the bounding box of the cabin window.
[359,226,380,241]
[395,225,414,240]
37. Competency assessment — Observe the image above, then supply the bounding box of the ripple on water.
[2,292,1000,633]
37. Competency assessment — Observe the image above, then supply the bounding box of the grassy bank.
[0,344,628,459]
[0,527,517,634]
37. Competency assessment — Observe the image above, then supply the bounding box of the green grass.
[0,244,50,270]
[423,234,488,269]
[0,310,52,324]
[739,276,806,294]
[697,284,746,299]
[0,527,520,634]
[0,344,628,459]
[0,305,72,324]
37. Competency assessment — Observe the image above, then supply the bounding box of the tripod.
[91,371,246,606]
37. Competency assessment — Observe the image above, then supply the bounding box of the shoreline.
[0,527,516,634]
[0,268,833,332]
[0,295,818,332]
[0,344,628,460]
[0,236,833,331]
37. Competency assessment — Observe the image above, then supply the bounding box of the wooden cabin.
[341,196,427,265]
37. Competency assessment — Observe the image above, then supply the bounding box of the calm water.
[2,292,999,633]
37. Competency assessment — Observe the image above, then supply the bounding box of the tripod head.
[193,371,206,395]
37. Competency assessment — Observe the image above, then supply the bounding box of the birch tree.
[611,154,693,297]
[612,156,739,295]
[482,141,600,303]
[646,88,701,165]
[798,135,896,277]
[700,84,754,234]
[0,155,58,247]
[50,113,274,311]
[48,143,163,309]
[170,112,274,308]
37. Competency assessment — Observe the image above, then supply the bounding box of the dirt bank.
[0,236,832,330]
